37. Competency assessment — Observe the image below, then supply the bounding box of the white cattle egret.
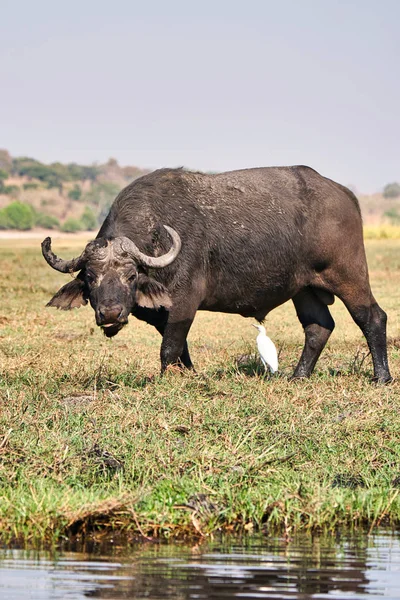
[252,324,278,374]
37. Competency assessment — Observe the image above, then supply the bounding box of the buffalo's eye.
[127,271,137,282]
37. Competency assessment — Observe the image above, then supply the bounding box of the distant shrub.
[68,184,82,200]
[0,169,10,193]
[383,182,400,199]
[23,182,39,190]
[2,185,19,196]
[80,206,97,230]
[66,163,99,182]
[0,201,35,230]
[46,176,63,193]
[35,213,60,229]
[61,218,83,233]
[0,211,10,229]
[383,208,400,225]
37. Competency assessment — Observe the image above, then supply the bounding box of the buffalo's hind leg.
[338,290,391,383]
[292,288,335,378]
[320,261,391,383]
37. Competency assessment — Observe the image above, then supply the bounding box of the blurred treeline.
[0,149,149,231]
[0,148,399,230]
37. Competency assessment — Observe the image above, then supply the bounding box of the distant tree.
[383,182,400,199]
[0,201,35,230]
[80,165,99,182]
[23,182,39,190]
[12,157,65,192]
[35,213,60,229]
[12,157,44,177]
[80,206,97,230]
[68,184,82,200]
[49,162,71,180]
[61,218,83,233]
[66,163,83,180]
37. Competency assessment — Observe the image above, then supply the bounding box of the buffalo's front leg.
[154,324,193,369]
[160,318,194,373]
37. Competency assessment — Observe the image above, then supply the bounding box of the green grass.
[1,237,400,544]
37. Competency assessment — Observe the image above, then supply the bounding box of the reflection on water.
[1,531,400,599]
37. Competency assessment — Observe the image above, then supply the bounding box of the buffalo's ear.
[135,273,172,310]
[46,278,87,310]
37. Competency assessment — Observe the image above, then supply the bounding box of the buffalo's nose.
[97,304,124,324]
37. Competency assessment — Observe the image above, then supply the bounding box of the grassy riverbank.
[1,236,400,544]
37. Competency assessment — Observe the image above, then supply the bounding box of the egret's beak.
[251,324,258,329]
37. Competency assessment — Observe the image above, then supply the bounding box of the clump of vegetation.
[0,238,399,544]
[383,182,400,199]
[35,213,60,229]
[0,169,8,190]
[0,201,62,231]
[60,207,97,232]
[2,185,20,196]
[383,208,400,225]
[68,184,82,201]
[80,206,97,230]
[61,217,83,233]
[0,201,36,230]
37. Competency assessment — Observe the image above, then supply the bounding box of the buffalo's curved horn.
[41,237,87,273]
[120,225,182,268]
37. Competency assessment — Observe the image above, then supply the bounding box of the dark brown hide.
[43,165,391,382]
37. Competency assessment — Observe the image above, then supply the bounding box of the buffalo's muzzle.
[96,304,128,337]
[97,303,124,324]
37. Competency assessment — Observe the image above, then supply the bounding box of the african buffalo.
[42,166,391,382]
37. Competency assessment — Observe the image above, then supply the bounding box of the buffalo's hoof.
[372,374,393,385]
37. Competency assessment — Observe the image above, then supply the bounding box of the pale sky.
[1,0,399,193]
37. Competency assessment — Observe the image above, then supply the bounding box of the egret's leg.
[292,288,335,378]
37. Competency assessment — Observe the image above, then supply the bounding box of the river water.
[1,531,400,599]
